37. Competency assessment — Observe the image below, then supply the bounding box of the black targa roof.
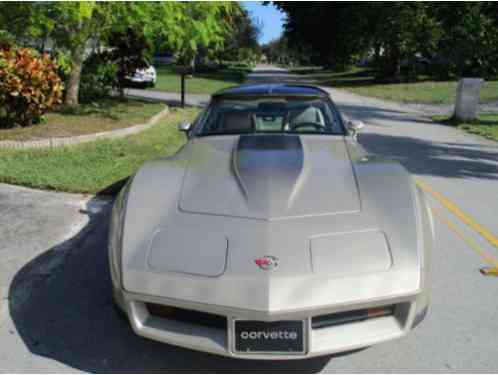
[212,84,329,99]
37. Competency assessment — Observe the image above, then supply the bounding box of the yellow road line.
[430,205,498,270]
[415,179,498,250]
[481,267,498,276]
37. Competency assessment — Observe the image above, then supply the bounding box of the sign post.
[454,78,484,122]
[175,66,189,108]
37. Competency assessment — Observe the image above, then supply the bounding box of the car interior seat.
[288,107,325,129]
[221,111,255,133]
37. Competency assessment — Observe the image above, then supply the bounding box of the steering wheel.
[290,122,327,132]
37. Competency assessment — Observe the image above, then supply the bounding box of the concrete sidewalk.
[0,185,112,371]
[0,185,110,320]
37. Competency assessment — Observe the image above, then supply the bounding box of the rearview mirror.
[177,121,191,132]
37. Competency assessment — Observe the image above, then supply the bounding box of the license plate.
[234,320,305,354]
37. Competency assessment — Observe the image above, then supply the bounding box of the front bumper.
[114,287,428,360]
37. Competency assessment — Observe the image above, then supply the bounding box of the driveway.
[1,65,497,372]
[0,185,111,371]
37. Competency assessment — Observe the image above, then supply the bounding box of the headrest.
[221,111,254,132]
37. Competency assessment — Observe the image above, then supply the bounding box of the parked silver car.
[109,84,433,359]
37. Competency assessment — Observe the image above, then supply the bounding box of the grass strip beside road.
[0,108,199,194]
[153,65,249,94]
[350,80,498,105]
[294,67,498,104]
[433,114,498,142]
[0,99,165,142]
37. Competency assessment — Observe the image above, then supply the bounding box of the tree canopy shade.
[218,3,262,63]
[0,1,237,106]
[431,2,498,78]
[271,2,498,79]
[156,2,236,67]
[261,36,313,67]
[271,2,371,69]
[148,2,236,106]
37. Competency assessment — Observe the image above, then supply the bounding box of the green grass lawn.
[0,107,199,194]
[297,67,498,105]
[0,98,165,141]
[433,114,498,141]
[345,80,498,105]
[152,65,249,94]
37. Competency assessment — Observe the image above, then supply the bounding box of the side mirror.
[347,119,365,131]
[346,119,365,138]
[177,121,191,132]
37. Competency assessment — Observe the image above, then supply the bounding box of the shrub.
[79,52,119,104]
[428,57,454,81]
[0,29,14,48]
[107,28,151,86]
[0,45,63,128]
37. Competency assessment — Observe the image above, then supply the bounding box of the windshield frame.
[192,95,347,138]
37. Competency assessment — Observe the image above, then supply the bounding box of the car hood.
[121,134,422,311]
[179,134,361,220]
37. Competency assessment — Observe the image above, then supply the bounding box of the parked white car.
[124,65,157,88]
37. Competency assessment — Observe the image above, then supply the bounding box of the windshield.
[197,97,345,136]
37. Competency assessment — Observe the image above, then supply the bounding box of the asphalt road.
[0,65,497,372]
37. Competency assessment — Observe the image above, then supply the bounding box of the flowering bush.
[0,45,63,128]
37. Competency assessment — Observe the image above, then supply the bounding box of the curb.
[0,106,170,150]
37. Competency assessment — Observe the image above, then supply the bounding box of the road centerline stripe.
[430,204,498,271]
[415,179,498,251]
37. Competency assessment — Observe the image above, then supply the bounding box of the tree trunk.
[373,42,381,67]
[64,42,86,107]
[380,45,401,80]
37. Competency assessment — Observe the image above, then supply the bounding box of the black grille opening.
[312,305,395,329]
[146,303,227,330]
